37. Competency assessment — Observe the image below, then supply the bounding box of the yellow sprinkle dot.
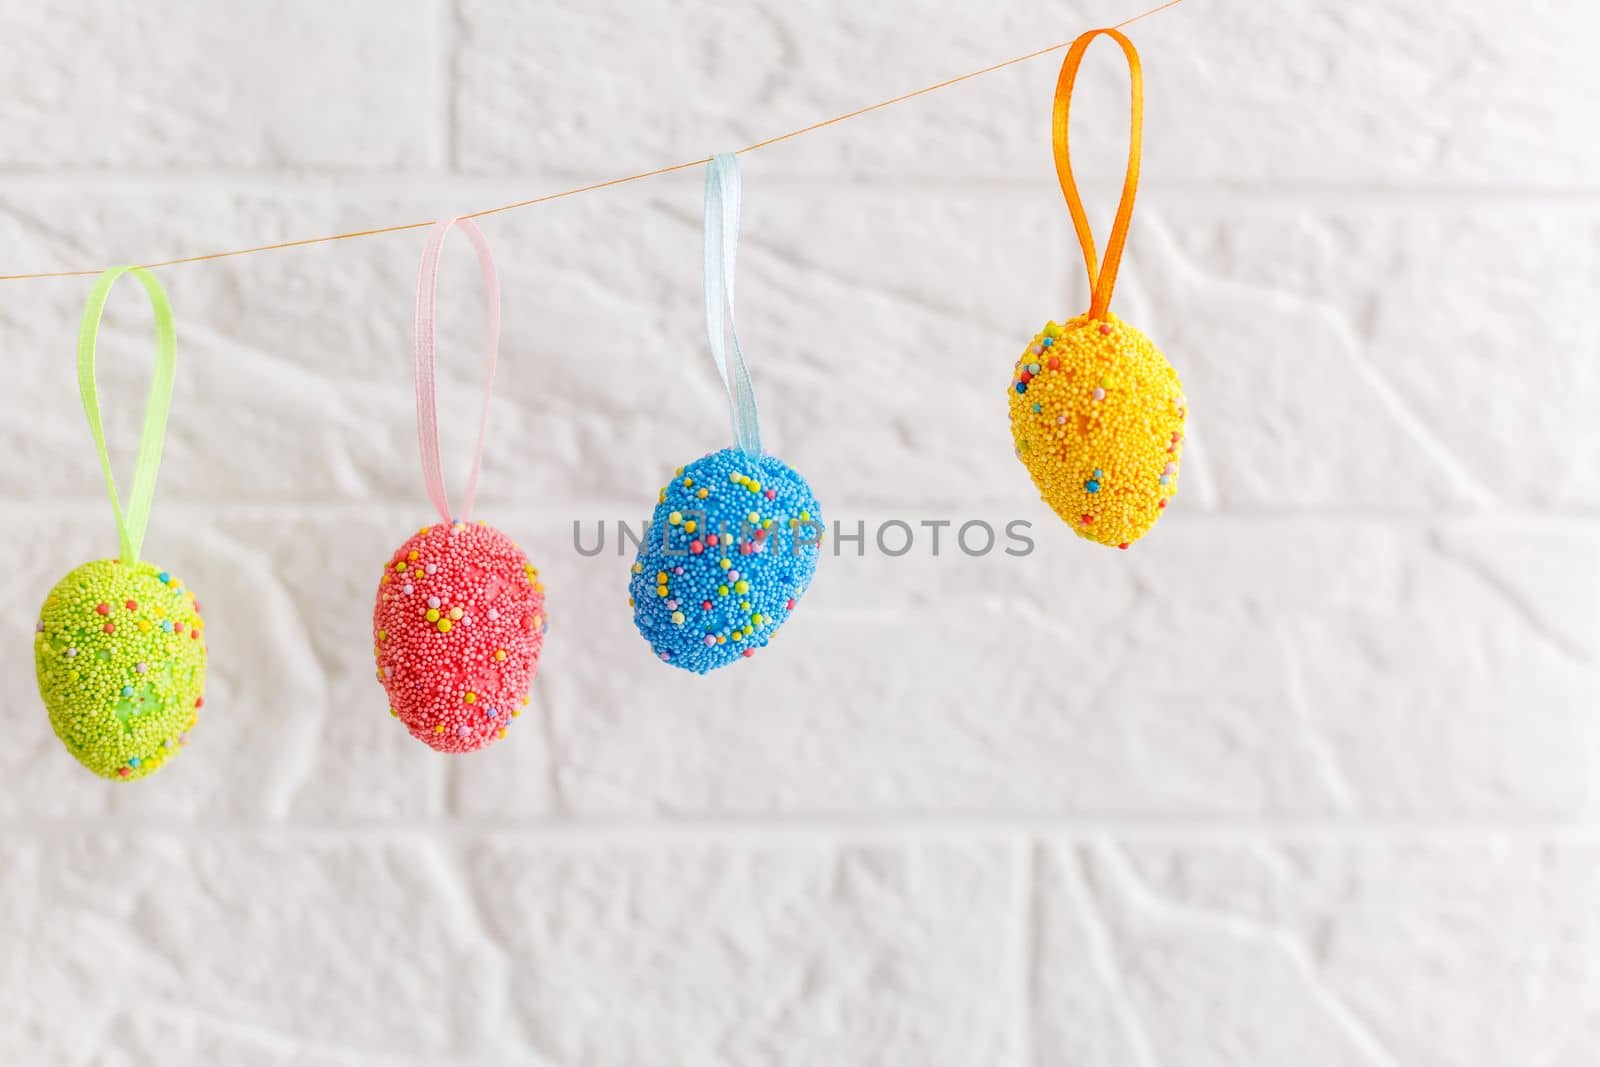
[497,728,506,739]
[464,692,476,703]
[656,571,668,583]
[697,488,709,499]
[730,472,743,483]
[657,585,669,598]
[407,551,419,561]
[378,630,388,641]
[632,562,643,574]
[718,585,729,596]
[734,580,749,594]
[414,569,425,579]
[747,511,759,523]
[720,558,732,570]
[426,609,440,622]
[683,477,693,487]
[684,520,697,534]
[671,611,685,625]
[742,626,753,637]
[749,481,761,493]
[394,561,406,573]
[669,511,683,526]
[752,613,764,625]
[437,619,453,633]
[389,707,398,717]
[495,649,507,662]
[449,607,464,620]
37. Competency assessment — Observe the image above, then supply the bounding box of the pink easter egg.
[372,521,547,753]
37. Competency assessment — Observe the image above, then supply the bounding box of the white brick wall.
[0,2,1595,1064]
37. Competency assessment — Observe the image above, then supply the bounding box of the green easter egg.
[34,560,207,780]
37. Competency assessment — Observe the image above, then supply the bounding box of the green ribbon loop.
[76,267,177,566]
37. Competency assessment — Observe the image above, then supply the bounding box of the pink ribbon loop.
[413,216,500,525]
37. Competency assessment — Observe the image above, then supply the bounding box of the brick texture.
[0,1,1593,1064]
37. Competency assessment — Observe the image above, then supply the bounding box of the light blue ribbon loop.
[704,152,763,459]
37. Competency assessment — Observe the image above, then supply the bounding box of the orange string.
[1052,27,1144,320]
[0,0,1188,282]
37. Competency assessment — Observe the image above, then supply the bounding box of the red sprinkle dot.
[786,598,796,611]
[1098,323,1112,335]
[688,539,704,555]
[1118,543,1130,550]
[1019,370,1034,384]
[1047,357,1061,371]
[190,630,199,640]
[741,648,755,658]
[95,603,110,616]
[195,697,204,708]
[753,528,767,541]
[1158,500,1167,510]
[701,600,712,611]
[125,600,138,611]
[1081,515,1094,525]
[103,623,116,634]
[117,767,130,777]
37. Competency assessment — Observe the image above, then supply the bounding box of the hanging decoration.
[371,218,547,752]
[627,154,823,672]
[1008,27,1186,549]
[34,268,207,780]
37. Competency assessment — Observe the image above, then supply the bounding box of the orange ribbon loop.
[1052,27,1144,320]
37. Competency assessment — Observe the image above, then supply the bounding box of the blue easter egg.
[629,448,822,673]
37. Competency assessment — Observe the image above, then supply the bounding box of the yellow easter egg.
[1007,313,1186,548]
